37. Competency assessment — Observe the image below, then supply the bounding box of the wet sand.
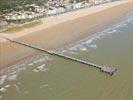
[0,0,133,68]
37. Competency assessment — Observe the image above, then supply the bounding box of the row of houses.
[4,1,89,21]
[0,16,8,28]
[46,0,115,16]
[90,0,113,5]
[47,1,90,15]
[5,11,44,21]
[1,0,117,27]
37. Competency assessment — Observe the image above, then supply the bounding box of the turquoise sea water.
[0,12,133,100]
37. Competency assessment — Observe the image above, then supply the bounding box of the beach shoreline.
[0,0,133,69]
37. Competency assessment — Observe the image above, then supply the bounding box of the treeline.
[0,0,87,13]
[0,0,48,13]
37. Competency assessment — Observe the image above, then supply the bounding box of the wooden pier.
[2,36,117,75]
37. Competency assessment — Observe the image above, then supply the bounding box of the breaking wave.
[0,55,50,90]
[58,12,133,53]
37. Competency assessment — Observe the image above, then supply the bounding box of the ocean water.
[0,12,133,100]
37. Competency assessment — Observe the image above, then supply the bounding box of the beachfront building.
[3,3,46,22]
[0,20,8,27]
[4,11,45,22]
[89,0,113,5]
[73,2,83,9]
[63,3,73,11]
[47,7,57,15]
[46,6,66,16]
[56,7,66,13]
[0,18,8,28]
[0,0,119,30]
[73,1,89,9]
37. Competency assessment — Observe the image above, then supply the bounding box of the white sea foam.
[80,47,87,51]
[0,84,11,93]
[85,39,93,44]
[37,64,46,71]
[0,75,7,85]
[88,44,97,48]
[68,44,81,51]
[10,64,26,71]
[4,84,11,88]
[32,69,39,72]
[7,73,17,81]
[0,87,7,92]
[0,66,25,84]
[0,66,24,86]
[32,64,49,73]
[36,56,48,63]
[68,47,78,51]
[18,67,26,72]
[64,12,133,53]
[40,84,49,88]
[28,63,34,66]
[28,56,49,66]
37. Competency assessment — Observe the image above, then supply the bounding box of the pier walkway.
[2,36,117,76]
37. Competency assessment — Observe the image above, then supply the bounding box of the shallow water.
[0,12,133,100]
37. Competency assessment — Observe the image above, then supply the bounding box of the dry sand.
[0,0,133,68]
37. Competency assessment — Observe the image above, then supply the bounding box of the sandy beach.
[0,0,133,68]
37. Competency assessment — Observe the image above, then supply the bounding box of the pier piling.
[2,36,117,76]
